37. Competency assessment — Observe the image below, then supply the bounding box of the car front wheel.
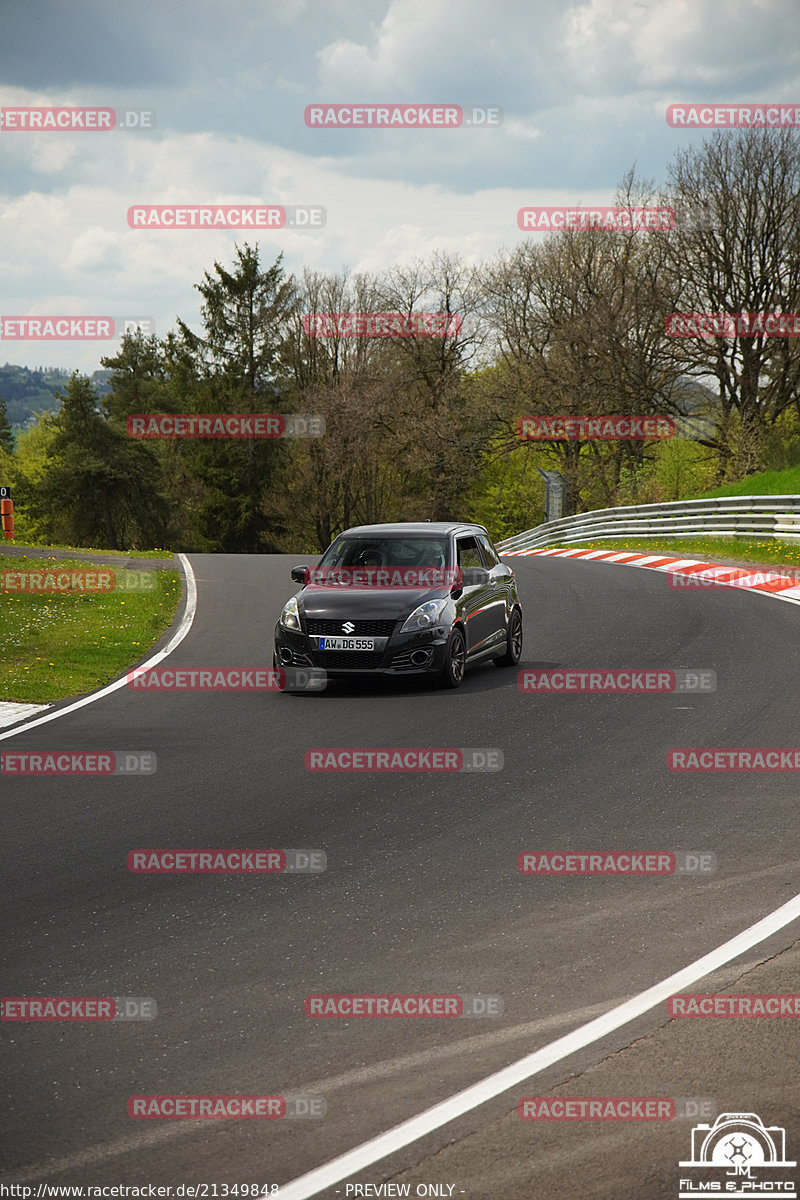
[438,627,466,688]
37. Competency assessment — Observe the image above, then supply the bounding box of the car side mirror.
[461,566,491,587]
[291,565,308,584]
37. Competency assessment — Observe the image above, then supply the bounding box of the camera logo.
[679,1111,796,1197]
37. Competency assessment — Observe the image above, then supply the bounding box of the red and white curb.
[501,546,800,606]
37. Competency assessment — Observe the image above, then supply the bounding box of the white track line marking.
[278,891,800,1199]
[0,554,197,742]
[0,995,641,1182]
[0,952,774,1185]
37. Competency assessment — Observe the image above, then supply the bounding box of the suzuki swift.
[273,521,523,689]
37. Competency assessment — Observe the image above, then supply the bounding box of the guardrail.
[497,495,800,553]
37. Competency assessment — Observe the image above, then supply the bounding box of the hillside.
[0,364,112,429]
[693,465,800,498]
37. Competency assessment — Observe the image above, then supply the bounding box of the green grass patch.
[692,465,800,498]
[549,535,800,567]
[1,558,182,703]
[4,541,175,559]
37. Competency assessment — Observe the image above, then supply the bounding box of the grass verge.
[1,558,182,704]
[2,541,174,559]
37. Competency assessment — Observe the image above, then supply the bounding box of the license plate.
[318,636,375,651]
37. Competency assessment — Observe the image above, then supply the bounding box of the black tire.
[493,606,523,667]
[438,627,467,688]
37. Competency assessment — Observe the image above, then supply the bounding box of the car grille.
[309,650,385,670]
[305,618,396,638]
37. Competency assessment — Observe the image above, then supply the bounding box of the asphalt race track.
[2,552,799,1198]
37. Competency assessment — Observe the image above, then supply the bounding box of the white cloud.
[2,0,798,373]
[563,0,800,90]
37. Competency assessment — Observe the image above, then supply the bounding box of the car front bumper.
[273,621,451,677]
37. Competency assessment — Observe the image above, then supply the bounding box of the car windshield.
[319,536,450,570]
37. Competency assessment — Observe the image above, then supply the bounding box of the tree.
[663,128,800,479]
[375,251,493,520]
[479,185,689,514]
[171,244,297,551]
[100,329,169,422]
[187,243,295,407]
[28,373,168,549]
[0,398,13,453]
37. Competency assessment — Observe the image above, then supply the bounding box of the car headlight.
[279,596,302,632]
[400,598,448,633]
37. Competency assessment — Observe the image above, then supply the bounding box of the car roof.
[336,522,490,538]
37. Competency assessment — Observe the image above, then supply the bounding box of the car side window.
[456,536,483,570]
[477,534,500,567]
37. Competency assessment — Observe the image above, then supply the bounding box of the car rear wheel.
[493,606,523,667]
[438,627,466,688]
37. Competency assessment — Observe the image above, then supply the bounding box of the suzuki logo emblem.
[342,621,355,633]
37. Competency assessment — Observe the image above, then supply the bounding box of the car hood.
[299,585,451,621]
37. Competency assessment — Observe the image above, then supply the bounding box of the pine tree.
[177,244,296,551]
[0,397,14,453]
[29,373,168,549]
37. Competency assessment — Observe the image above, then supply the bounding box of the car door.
[476,532,513,650]
[455,534,496,655]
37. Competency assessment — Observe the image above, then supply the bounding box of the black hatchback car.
[273,522,523,688]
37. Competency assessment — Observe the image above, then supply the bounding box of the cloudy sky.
[1,0,798,374]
